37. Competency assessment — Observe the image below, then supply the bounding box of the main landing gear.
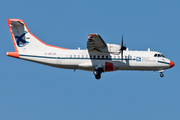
[93,68,103,80]
[159,70,164,77]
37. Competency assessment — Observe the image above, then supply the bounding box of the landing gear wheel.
[160,73,164,77]
[95,74,101,80]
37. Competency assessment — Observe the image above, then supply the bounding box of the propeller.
[120,35,127,59]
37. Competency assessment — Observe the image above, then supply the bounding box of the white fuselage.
[18,49,171,72]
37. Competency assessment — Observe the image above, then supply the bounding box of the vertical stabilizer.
[7,19,67,53]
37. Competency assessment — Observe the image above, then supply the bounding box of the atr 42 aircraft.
[6,19,175,79]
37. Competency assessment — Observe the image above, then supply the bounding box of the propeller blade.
[121,35,123,47]
[120,34,127,60]
[121,50,123,60]
[120,35,127,51]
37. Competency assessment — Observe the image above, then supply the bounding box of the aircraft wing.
[87,34,107,51]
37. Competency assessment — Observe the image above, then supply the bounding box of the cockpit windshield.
[154,54,165,58]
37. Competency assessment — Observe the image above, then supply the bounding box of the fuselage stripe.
[19,54,136,61]
[19,54,170,65]
[157,61,170,64]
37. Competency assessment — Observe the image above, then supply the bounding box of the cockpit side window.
[161,54,165,58]
[158,54,161,57]
[154,54,157,57]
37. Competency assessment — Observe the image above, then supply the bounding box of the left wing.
[87,34,107,51]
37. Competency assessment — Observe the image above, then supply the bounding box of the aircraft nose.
[170,61,175,68]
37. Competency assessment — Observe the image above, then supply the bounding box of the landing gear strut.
[93,68,103,80]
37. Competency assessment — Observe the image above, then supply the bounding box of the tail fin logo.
[15,32,29,47]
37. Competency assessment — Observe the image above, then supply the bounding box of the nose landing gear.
[159,70,164,77]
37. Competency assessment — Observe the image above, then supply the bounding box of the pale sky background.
[1,0,180,120]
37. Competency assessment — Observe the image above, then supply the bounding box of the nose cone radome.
[170,61,175,68]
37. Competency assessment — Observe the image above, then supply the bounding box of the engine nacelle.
[107,44,121,53]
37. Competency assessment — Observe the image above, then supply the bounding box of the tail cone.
[6,52,19,58]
